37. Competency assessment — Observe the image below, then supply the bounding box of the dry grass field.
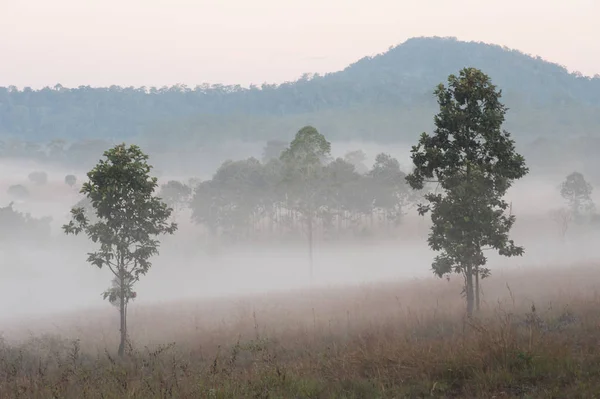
[1,261,600,398]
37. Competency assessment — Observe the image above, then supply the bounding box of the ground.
[1,262,599,398]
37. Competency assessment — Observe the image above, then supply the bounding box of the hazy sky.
[1,0,598,89]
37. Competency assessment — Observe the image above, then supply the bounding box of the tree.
[28,171,48,185]
[560,171,594,223]
[323,157,370,237]
[63,143,177,357]
[0,202,52,245]
[368,153,413,227]
[158,180,192,220]
[343,150,369,175]
[65,174,77,188]
[406,68,529,316]
[280,126,331,283]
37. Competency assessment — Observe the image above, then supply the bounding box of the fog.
[0,140,598,331]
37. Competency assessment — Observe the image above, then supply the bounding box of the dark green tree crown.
[406,68,528,195]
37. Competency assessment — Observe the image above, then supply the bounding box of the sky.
[1,0,598,89]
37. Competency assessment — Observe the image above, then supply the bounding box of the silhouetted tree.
[63,144,177,357]
[280,126,331,283]
[406,68,529,316]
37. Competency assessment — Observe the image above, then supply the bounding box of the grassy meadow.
[1,262,599,398]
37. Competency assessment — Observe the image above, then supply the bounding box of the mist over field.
[0,138,598,328]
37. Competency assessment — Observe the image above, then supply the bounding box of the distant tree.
[0,202,52,244]
[280,126,331,283]
[158,180,192,220]
[7,184,30,201]
[190,158,273,242]
[28,171,48,186]
[406,68,529,316]
[63,144,177,357]
[190,180,221,239]
[322,157,368,236]
[65,174,77,188]
[560,171,594,222]
[368,153,413,226]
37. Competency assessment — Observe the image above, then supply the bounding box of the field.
[1,261,600,398]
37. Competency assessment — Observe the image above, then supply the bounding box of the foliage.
[406,67,529,315]
[158,180,192,217]
[560,171,595,222]
[64,174,77,187]
[188,131,414,246]
[343,150,369,175]
[0,202,52,244]
[368,153,414,225]
[62,143,177,356]
[28,171,48,186]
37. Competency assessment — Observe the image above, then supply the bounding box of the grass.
[2,263,600,398]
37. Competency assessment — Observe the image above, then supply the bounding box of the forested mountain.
[1,36,599,146]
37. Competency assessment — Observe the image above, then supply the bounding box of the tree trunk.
[307,214,314,285]
[118,275,127,357]
[465,265,474,317]
[475,266,481,312]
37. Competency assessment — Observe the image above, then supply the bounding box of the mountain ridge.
[0,36,598,143]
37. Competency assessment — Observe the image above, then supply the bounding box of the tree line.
[1,37,599,145]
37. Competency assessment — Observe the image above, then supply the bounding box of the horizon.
[2,36,598,92]
[2,0,599,89]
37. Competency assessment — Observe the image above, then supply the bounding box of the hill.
[0,36,599,146]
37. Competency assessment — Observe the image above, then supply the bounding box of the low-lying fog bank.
[0,149,599,332]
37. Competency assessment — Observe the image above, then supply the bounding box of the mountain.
[0,36,599,145]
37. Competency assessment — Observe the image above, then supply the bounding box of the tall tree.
[280,126,331,283]
[63,144,177,356]
[406,68,529,316]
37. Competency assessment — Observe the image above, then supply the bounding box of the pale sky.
[1,0,598,89]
